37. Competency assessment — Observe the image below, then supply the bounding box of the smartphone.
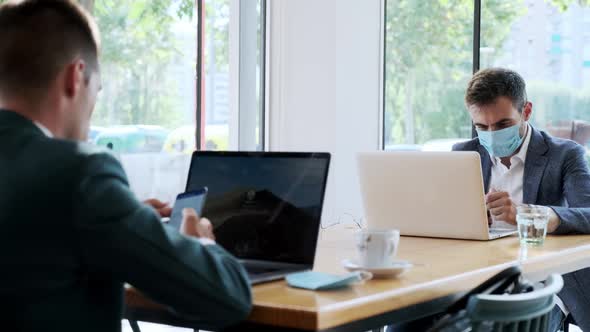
[168,187,208,229]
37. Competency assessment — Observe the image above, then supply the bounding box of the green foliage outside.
[91,0,231,146]
[0,0,196,129]
[384,0,524,145]
[204,0,230,72]
[384,0,589,146]
[1,0,587,143]
[550,0,590,10]
[91,0,195,129]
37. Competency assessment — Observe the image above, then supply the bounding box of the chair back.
[466,274,564,332]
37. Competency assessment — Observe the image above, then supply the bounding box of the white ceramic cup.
[354,229,400,268]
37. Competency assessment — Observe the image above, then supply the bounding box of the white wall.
[268,0,382,226]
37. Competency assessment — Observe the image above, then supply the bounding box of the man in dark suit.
[0,1,251,331]
[453,68,590,331]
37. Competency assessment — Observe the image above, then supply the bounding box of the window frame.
[196,0,268,152]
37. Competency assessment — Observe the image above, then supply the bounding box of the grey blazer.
[454,127,590,330]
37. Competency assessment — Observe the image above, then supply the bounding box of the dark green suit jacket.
[0,110,251,331]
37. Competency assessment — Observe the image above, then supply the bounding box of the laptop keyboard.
[489,228,518,239]
[246,266,282,276]
[489,227,516,234]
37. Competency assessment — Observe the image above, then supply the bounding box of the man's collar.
[0,109,29,129]
[526,125,549,157]
[0,109,54,138]
[33,121,54,138]
[511,123,532,163]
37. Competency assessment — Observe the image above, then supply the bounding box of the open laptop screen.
[186,152,330,265]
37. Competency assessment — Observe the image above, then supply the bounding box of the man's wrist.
[547,208,561,233]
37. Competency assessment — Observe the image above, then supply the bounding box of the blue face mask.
[476,123,525,158]
[286,271,372,291]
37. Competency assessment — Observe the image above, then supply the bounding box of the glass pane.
[383,0,474,152]
[482,0,590,155]
[203,0,230,151]
[239,0,265,151]
[91,0,197,202]
[202,0,265,151]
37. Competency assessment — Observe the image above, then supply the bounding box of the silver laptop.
[357,151,516,240]
[185,151,331,284]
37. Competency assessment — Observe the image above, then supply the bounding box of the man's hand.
[486,189,517,225]
[181,208,215,241]
[144,198,172,218]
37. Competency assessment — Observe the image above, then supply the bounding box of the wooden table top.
[126,225,590,331]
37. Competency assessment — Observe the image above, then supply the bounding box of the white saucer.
[341,259,413,278]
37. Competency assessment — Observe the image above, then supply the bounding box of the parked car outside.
[88,126,105,143]
[162,124,230,153]
[94,125,169,153]
[162,125,196,154]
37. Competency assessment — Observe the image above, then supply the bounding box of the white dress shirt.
[488,123,532,229]
[488,123,569,316]
[34,121,54,138]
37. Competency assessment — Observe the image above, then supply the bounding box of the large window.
[482,0,590,152]
[86,0,266,202]
[383,0,590,153]
[201,0,266,152]
[383,0,474,151]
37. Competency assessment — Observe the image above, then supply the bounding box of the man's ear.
[522,101,533,122]
[63,60,87,98]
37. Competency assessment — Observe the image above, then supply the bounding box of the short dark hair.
[465,68,528,112]
[0,0,100,100]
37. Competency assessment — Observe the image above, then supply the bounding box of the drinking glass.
[516,205,550,246]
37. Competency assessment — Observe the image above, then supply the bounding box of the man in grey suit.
[453,68,590,331]
[0,1,251,331]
